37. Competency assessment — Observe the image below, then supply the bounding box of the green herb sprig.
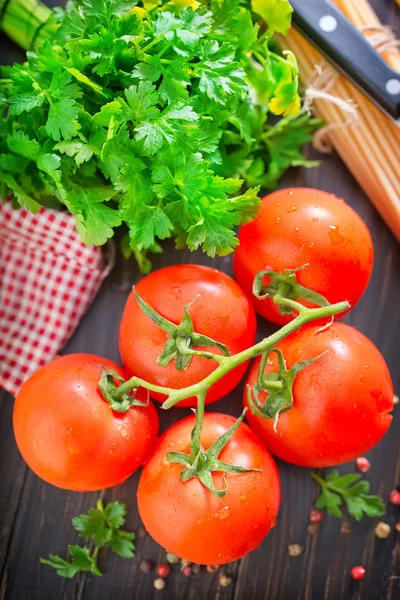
[40,500,135,578]
[311,470,386,521]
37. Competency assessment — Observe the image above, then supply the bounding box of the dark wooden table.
[1,1,400,599]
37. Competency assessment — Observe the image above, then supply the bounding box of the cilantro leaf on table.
[311,470,386,521]
[40,500,135,578]
[40,546,101,578]
[0,0,320,268]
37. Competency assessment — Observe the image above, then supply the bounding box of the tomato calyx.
[247,348,327,429]
[253,265,330,316]
[167,396,260,497]
[134,290,230,370]
[98,368,150,413]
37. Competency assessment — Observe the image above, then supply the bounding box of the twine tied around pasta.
[304,25,399,153]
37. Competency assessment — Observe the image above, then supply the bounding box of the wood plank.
[1,0,400,598]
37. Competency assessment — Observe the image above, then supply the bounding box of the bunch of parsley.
[0,0,320,266]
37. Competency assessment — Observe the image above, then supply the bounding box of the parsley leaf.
[45,98,80,141]
[40,546,101,578]
[311,470,386,521]
[41,500,135,579]
[66,188,122,245]
[7,131,40,159]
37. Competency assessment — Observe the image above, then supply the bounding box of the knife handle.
[291,0,400,120]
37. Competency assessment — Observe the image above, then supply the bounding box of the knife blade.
[290,0,400,121]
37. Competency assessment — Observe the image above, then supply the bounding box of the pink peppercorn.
[157,564,171,578]
[309,509,324,523]
[389,490,400,505]
[351,566,366,581]
[356,457,371,473]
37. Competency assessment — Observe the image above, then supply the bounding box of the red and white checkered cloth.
[0,201,114,396]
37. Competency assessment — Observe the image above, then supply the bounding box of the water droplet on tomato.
[287,206,297,213]
[275,202,280,207]
[313,217,318,222]
[214,506,230,520]
[329,225,345,245]
[288,190,293,195]
[310,242,315,248]
[295,227,299,232]
[110,443,117,453]
[275,217,281,224]
[240,491,247,500]
[66,428,73,434]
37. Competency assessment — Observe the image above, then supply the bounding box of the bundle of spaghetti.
[279,0,400,241]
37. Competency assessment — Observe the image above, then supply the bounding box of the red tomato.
[13,354,159,491]
[244,323,393,467]
[137,413,280,564]
[233,188,373,325]
[119,265,257,407]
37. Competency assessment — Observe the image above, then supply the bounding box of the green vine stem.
[112,298,349,409]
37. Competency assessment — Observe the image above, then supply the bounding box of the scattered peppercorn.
[389,490,400,505]
[157,564,171,578]
[207,564,220,573]
[140,559,153,573]
[356,457,371,473]
[180,559,191,569]
[375,522,391,539]
[340,521,351,534]
[310,509,324,523]
[192,564,201,575]
[351,566,366,581]
[137,526,147,539]
[288,544,304,557]
[166,552,179,564]
[307,523,320,536]
[183,565,193,577]
[219,574,233,587]
[154,578,166,590]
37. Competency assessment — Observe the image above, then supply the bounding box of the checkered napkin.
[0,201,114,396]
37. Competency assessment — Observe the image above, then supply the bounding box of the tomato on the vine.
[233,188,373,325]
[119,265,257,407]
[137,413,280,565]
[13,354,159,491]
[244,323,393,467]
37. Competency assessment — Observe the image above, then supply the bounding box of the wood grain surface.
[1,1,400,598]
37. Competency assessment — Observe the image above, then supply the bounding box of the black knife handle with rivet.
[290,0,400,120]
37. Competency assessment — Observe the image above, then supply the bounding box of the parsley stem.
[92,547,99,561]
[141,38,161,54]
[253,50,267,66]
